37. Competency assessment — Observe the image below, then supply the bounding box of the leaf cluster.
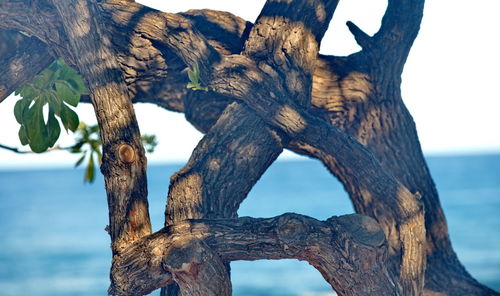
[14,59,88,153]
[11,58,158,184]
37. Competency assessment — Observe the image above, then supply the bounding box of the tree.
[0,0,498,295]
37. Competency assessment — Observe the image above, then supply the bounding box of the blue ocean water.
[0,154,499,295]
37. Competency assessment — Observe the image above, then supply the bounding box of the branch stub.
[117,143,136,164]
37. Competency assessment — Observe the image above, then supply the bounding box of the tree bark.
[0,0,498,295]
[111,213,399,296]
[49,0,152,255]
[0,30,54,102]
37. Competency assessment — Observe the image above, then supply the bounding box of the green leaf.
[57,59,88,94]
[89,124,99,134]
[46,111,61,148]
[48,92,63,116]
[12,58,89,155]
[32,69,52,89]
[55,81,79,107]
[60,104,80,132]
[141,134,158,153]
[192,62,200,76]
[188,69,198,84]
[68,78,88,94]
[74,153,86,168]
[89,139,100,151]
[39,92,52,105]
[84,153,95,183]
[17,85,38,101]
[25,101,49,153]
[95,148,102,165]
[18,125,29,145]
[14,98,31,124]
[70,141,85,153]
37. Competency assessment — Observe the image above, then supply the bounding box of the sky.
[0,0,499,169]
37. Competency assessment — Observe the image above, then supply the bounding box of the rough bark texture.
[1,0,498,295]
[49,0,152,255]
[0,30,54,102]
[166,102,284,224]
[111,213,399,296]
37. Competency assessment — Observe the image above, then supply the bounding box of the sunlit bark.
[0,0,497,295]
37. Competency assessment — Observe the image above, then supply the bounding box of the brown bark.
[0,30,54,102]
[1,0,497,295]
[49,0,152,255]
[111,213,399,296]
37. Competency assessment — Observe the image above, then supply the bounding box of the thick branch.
[209,56,425,293]
[3,1,492,294]
[148,0,425,293]
[111,213,400,296]
[165,102,284,224]
[50,0,151,254]
[370,0,425,74]
[0,30,54,103]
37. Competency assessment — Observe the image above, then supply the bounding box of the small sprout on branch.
[186,62,208,91]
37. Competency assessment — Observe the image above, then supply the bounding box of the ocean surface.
[0,154,499,295]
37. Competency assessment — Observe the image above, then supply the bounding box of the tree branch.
[346,21,373,50]
[110,213,400,296]
[0,143,30,154]
[50,0,152,254]
[0,143,74,154]
[0,29,54,103]
[3,1,492,294]
[153,0,424,293]
[165,102,284,224]
[371,0,425,73]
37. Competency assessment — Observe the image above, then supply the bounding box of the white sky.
[1,0,499,169]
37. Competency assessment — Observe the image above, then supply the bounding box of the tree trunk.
[0,0,498,295]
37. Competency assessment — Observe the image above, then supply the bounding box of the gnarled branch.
[111,213,400,296]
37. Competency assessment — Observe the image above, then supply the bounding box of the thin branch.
[0,144,30,154]
[371,0,425,69]
[0,143,73,154]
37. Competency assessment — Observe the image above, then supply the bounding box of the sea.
[0,154,499,296]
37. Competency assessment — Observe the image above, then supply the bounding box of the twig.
[0,143,71,154]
